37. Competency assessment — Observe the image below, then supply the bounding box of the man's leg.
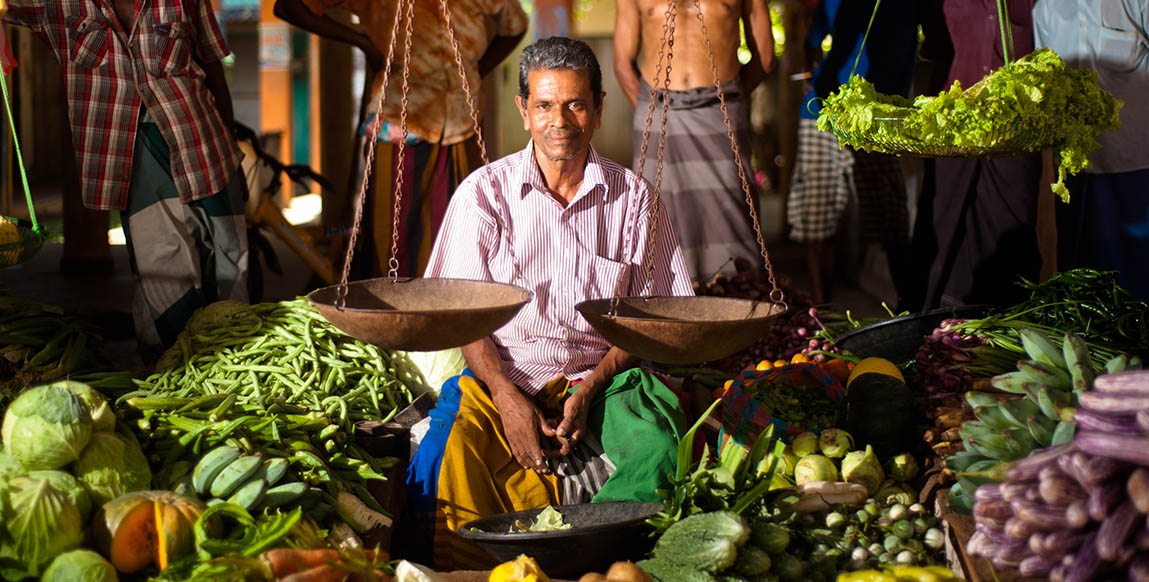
[121,124,209,358]
[187,169,249,305]
[786,119,852,303]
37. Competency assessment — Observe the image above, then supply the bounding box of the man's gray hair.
[518,36,603,107]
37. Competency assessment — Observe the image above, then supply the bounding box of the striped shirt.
[425,142,695,394]
[4,0,242,210]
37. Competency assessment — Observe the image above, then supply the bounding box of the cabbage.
[886,453,920,482]
[792,432,819,457]
[0,449,24,482]
[841,445,885,495]
[394,349,467,395]
[73,432,152,505]
[53,381,116,432]
[818,428,854,459]
[1,385,92,470]
[794,454,838,485]
[42,549,118,582]
[5,474,84,574]
[27,470,91,520]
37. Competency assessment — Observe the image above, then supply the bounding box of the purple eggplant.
[1029,532,1046,555]
[1013,497,1085,530]
[975,520,1011,545]
[1020,554,1057,577]
[1093,370,1149,393]
[1129,468,1149,514]
[1075,408,1141,433]
[1059,452,1093,489]
[1007,442,1074,481]
[975,482,1004,503]
[1137,526,1149,551]
[1050,564,1068,582]
[1040,467,1086,507]
[967,531,995,558]
[1043,529,1092,557]
[1001,481,1033,502]
[1130,554,1149,582]
[1065,532,1101,582]
[1139,408,1149,433]
[1080,390,1149,413]
[1089,478,1126,521]
[1097,500,1140,561]
[1004,516,1039,540]
[1077,431,1149,466]
[974,498,1014,521]
[1068,500,1091,529]
[994,539,1030,565]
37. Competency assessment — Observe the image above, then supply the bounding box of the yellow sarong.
[433,375,569,569]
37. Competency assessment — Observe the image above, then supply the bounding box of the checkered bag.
[713,362,846,450]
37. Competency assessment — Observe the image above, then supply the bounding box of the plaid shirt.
[4,0,242,210]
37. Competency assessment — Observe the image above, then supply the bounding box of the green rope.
[997,0,1013,70]
[0,67,40,234]
[849,0,882,80]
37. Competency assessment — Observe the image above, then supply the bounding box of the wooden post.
[317,32,353,227]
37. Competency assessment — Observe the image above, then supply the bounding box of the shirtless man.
[615,0,775,282]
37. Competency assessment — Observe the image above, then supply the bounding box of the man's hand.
[492,383,558,473]
[553,387,593,453]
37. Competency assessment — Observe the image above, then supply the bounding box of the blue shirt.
[800,0,920,120]
[1034,0,1149,174]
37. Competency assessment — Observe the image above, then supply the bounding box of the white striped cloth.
[425,142,695,394]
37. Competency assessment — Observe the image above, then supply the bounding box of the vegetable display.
[945,330,1138,514]
[967,370,1149,580]
[817,49,1122,200]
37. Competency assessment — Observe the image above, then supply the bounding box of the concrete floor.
[1,181,891,371]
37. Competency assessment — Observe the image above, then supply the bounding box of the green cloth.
[587,368,687,503]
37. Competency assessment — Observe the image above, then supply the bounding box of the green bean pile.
[130,298,414,430]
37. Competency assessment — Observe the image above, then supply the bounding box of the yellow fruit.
[790,353,809,364]
[773,359,788,368]
[489,555,551,582]
[755,360,774,372]
[847,357,905,387]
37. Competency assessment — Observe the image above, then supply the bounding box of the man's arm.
[739,0,775,94]
[462,337,558,474]
[201,59,234,130]
[478,31,525,78]
[613,0,643,108]
[273,0,381,70]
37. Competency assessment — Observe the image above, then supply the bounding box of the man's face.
[516,68,603,163]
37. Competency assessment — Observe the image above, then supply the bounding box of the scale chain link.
[388,0,416,282]
[334,0,409,309]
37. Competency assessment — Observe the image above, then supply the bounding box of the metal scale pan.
[307,0,530,352]
[577,297,785,364]
[576,0,787,364]
[307,278,531,352]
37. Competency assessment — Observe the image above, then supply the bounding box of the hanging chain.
[334,0,409,308]
[440,0,527,293]
[387,0,415,281]
[613,0,677,315]
[690,0,785,309]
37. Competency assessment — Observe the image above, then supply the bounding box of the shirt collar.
[517,140,610,203]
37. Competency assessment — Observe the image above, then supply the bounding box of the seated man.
[406,37,695,569]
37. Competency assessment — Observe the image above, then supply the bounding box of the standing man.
[407,37,695,569]
[1034,0,1149,301]
[911,0,1042,310]
[274,0,527,277]
[787,0,920,305]
[614,0,775,283]
[3,0,249,358]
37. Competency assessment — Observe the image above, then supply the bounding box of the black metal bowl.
[834,305,990,364]
[458,502,663,577]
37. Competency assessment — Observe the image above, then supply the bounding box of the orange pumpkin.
[92,490,217,573]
